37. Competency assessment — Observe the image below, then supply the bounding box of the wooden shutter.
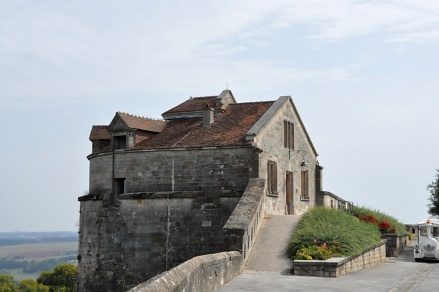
[267,161,277,194]
[291,123,294,150]
[267,161,272,193]
[300,170,309,199]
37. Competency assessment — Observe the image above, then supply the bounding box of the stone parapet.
[128,251,242,292]
[293,240,387,277]
[222,178,266,260]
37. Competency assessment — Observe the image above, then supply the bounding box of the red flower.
[379,220,394,233]
[359,214,378,225]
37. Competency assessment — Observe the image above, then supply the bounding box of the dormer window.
[113,135,127,150]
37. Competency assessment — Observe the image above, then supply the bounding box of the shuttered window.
[301,170,309,200]
[284,121,294,149]
[267,160,277,195]
[113,135,127,150]
[114,178,125,195]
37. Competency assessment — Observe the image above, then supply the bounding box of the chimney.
[316,164,323,193]
[203,106,214,127]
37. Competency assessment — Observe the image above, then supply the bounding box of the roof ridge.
[117,111,164,121]
[190,95,218,100]
[231,100,274,105]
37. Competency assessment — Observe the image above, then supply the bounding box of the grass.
[0,242,77,260]
[0,241,78,280]
[352,206,407,236]
[288,207,382,259]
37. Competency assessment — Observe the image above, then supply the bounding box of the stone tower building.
[77,90,324,291]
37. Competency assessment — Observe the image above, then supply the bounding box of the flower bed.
[353,206,407,236]
[288,207,382,261]
[293,240,387,277]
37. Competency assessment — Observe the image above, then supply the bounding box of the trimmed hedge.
[288,207,381,260]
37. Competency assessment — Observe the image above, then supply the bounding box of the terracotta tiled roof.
[136,101,274,149]
[117,112,166,133]
[89,126,111,140]
[162,96,219,115]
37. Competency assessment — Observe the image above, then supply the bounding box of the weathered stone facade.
[79,147,257,291]
[78,193,241,291]
[316,191,353,213]
[78,90,323,291]
[250,97,318,215]
[89,147,258,195]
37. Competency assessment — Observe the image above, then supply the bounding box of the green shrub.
[19,279,49,292]
[295,245,333,260]
[288,207,382,260]
[352,206,407,236]
[37,263,77,292]
[0,274,17,292]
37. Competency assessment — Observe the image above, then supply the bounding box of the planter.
[381,234,408,257]
[293,240,387,277]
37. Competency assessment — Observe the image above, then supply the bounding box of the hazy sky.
[1,0,438,231]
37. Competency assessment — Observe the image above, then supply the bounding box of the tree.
[37,264,77,292]
[0,274,17,292]
[19,279,49,292]
[427,169,439,217]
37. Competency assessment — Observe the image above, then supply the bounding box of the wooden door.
[286,172,294,214]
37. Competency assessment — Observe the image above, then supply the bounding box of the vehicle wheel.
[415,258,421,262]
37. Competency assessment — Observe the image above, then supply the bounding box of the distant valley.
[0,231,78,280]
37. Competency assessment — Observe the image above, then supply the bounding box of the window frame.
[114,178,126,195]
[300,170,309,201]
[113,134,127,150]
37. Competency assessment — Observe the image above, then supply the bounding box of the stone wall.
[88,146,259,195]
[293,240,387,277]
[382,234,408,257]
[316,191,353,212]
[128,251,242,292]
[252,98,318,215]
[223,178,266,261]
[77,192,240,292]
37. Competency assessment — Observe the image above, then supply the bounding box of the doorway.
[286,172,294,214]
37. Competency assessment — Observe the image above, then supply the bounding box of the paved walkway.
[244,215,300,274]
[219,247,439,292]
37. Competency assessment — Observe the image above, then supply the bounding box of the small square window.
[114,178,125,195]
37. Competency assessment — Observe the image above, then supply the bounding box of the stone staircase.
[244,215,300,274]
